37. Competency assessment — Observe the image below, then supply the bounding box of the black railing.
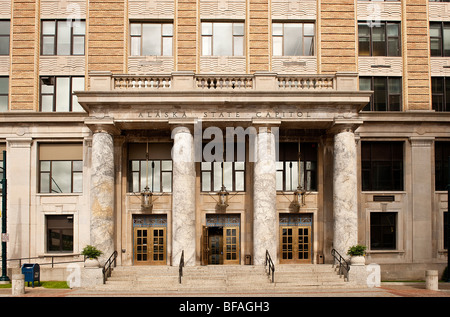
[1,254,86,268]
[265,250,275,283]
[331,248,350,281]
[179,250,184,284]
[102,251,118,284]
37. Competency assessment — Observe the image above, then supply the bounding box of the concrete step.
[89,264,354,292]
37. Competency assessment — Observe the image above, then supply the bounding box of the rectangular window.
[40,76,84,112]
[39,143,83,194]
[46,215,73,253]
[130,22,173,56]
[358,21,401,57]
[129,160,173,193]
[362,141,404,191]
[430,22,450,57]
[272,22,315,56]
[276,142,318,192]
[435,141,450,191]
[0,20,10,56]
[359,77,402,111]
[201,141,246,192]
[431,77,450,112]
[41,20,85,56]
[370,212,396,250]
[0,77,8,112]
[201,22,244,56]
[128,143,173,193]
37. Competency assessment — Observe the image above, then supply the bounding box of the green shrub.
[347,245,367,256]
[81,245,102,259]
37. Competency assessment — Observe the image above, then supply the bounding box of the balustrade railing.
[113,75,172,90]
[95,72,348,92]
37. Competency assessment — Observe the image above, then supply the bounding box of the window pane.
[41,95,54,112]
[304,23,314,36]
[130,23,141,36]
[71,77,85,112]
[202,37,212,55]
[0,21,10,35]
[73,21,85,35]
[444,26,450,56]
[273,36,282,56]
[42,36,55,55]
[284,24,302,56]
[142,24,162,55]
[162,24,173,36]
[131,37,141,56]
[233,23,244,36]
[272,23,283,36]
[42,21,56,35]
[223,162,232,190]
[57,21,71,55]
[213,23,233,56]
[373,77,387,111]
[0,77,7,94]
[0,37,9,55]
[202,23,212,36]
[233,36,244,56]
[0,96,7,112]
[40,172,50,193]
[162,172,172,192]
[162,37,172,56]
[72,172,82,193]
[56,77,70,112]
[51,161,72,193]
[202,172,211,191]
[213,162,222,191]
[72,36,85,55]
[235,171,244,191]
[304,36,314,56]
[372,24,386,56]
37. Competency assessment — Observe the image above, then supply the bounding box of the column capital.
[327,119,363,135]
[84,117,121,135]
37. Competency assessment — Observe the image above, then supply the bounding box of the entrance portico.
[77,71,371,266]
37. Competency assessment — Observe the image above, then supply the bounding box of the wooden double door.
[134,226,166,265]
[279,225,311,264]
[201,226,240,265]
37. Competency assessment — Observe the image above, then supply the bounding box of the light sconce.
[217,185,229,209]
[293,185,306,209]
[141,185,153,209]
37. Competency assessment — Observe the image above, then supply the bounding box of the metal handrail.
[331,248,350,281]
[102,251,118,284]
[1,254,86,268]
[179,250,184,284]
[265,250,275,283]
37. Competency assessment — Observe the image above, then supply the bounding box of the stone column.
[171,125,196,266]
[90,131,115,264]
[253,127,277,265]
[333,127,358,258]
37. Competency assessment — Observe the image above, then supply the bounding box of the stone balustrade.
[89,71,358,92]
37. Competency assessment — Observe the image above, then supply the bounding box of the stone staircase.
[85,264,356,294]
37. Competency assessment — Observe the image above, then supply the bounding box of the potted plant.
[81,245,102,268]
[347,244,366,266]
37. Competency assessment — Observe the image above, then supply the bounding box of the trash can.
[21,264,40,288]
[245,255,252,265]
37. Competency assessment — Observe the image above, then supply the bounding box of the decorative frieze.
[129,0,174,18]
[272,0,316,20]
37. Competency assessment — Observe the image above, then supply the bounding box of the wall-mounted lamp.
[293,185,306,209]
[141,185,153,209]
[217,185,229,208]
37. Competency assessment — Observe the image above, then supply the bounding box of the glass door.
[280,225,311,264]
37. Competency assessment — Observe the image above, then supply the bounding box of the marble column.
[90,131,115,264]
[253,127,277,265]
[171,126,196,266]
[333,128,358,258]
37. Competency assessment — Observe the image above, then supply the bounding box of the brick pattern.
[10,0,38,110]
[248,0,270,73]
[87,0,126,74]
[403,0,431,110]
[176,0,198,72]
[319,0,357,74]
